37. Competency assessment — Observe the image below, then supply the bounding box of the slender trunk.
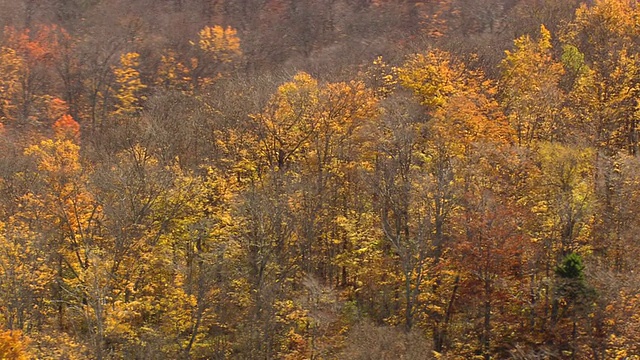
[529,272,536,329]
[628,116,637,156]
[404,270,413,332]
[184,307,203,359]
[184,238,206,359]
[434,275,459,352]
[57,255,64,331]
[94,298,104,360]
[571,316,577,360]
[543,239,551,333]
[483,277,491,360]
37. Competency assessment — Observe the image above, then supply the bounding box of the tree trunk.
[483,277,492,360]
[404,270,413,332]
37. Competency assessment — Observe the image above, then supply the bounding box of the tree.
[500,25,565,146]
[373,93,437,333]
[3,25,68,126]
[534,143,594,263]
[522,142,595,354]
[154,168,239,359]
[234,182,299,359]
[562,0,640,155]
[87,143,179,358]
[0,46,24,123]
[154,50,192,92]
[22,138,108,359]
[190,25,242,89]
[396,49,467,112]
[112,52,147,117]
[0,220,52,332]
[553,253,594,358]
[251,72,320,172]
[454,193,528,359]
[393,48,515,353]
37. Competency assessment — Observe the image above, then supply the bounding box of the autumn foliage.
[0,329,29,360]
[0,0,639,359]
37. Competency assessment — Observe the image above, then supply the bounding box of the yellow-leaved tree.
[155,50,192,92]
[500,25,566,146]
[112,52,147,117]
[195,25,242,64]
[251,72,321,172]
[0,219,53,333]
[155,25,242,92]
[394,49,520,356]
[562,0,640,155]
[242,71,381,358]
[190,25,242,89]
[23,138,107,360]
[0,46,24,124]
[396,49,467,111]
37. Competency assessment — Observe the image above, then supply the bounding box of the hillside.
[0,1,639,358]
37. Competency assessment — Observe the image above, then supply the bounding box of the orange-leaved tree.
[0,328,29,360]
[0,46,23,124]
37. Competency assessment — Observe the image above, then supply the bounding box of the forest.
[0,0,639,359]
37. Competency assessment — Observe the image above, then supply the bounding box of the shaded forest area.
[0,0,639,358]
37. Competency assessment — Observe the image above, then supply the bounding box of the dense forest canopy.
[0,0,639,359]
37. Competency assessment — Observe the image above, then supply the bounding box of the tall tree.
[500,25,565,146]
